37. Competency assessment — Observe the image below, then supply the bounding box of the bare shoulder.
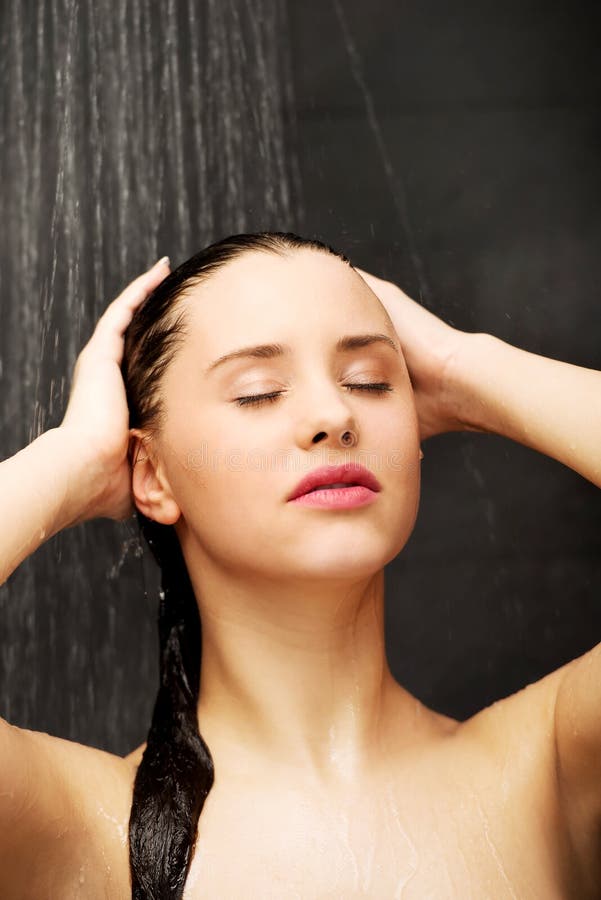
[455,657,599,897]
[0,722,135,896]
[435,661,565,811]
[455,658,570,799]
[20,724,136,808]
[28,726,139,862]
[459,659,569,748]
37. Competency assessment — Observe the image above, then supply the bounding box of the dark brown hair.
[121,231,350,898]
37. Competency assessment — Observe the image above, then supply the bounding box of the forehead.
[179,249,395,352]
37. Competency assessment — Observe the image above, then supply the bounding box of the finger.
[77,257,170,364]
[93,257,171,339]
[106,256,170,315]
[113,256,171,310]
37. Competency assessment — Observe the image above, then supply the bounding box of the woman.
[0,230,599,898]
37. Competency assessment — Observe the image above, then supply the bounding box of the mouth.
[286,462,382,502]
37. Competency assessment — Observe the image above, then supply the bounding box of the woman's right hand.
[58,257,170,523]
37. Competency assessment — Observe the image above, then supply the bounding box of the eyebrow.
[204,333,400,375]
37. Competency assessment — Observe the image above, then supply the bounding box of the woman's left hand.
[354,266,478,441]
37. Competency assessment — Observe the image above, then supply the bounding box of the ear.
[128,429,181,525]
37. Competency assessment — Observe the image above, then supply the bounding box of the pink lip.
[286,462,382,502]
[288,484,379,509]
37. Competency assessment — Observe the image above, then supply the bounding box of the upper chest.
[182,711,577,899]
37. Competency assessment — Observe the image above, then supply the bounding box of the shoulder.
[459,656,601,897]
[0,722,135,896]
[553,643,601,894]
[453,663,562,816]
[12,724,136,804]
[459,658,565,751]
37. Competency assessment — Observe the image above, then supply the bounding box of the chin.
[290,540,395,580]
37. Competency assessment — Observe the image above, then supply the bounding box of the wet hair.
[121,231,351,898]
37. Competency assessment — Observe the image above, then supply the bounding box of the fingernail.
[156,256,170,268]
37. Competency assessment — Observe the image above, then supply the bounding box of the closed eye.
[234,383,394,408]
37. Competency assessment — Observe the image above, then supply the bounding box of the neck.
[182,547,439,786]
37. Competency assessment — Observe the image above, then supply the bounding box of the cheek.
[168,429,270,523]
[165,403,244,485]
[176,461,279,571]
[361,400,420,485]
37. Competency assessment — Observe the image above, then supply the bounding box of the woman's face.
[149,249,421,583]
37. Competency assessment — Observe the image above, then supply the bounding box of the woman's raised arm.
[0,256,170,587]
[447,326,601,867]
[0,257,170,894]
[0,427,97,586]
[448,333,601,490]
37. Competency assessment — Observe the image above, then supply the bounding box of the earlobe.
[419,447,424,460]
[134,483,181,525]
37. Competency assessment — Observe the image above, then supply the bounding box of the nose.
[293,377,358,451]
